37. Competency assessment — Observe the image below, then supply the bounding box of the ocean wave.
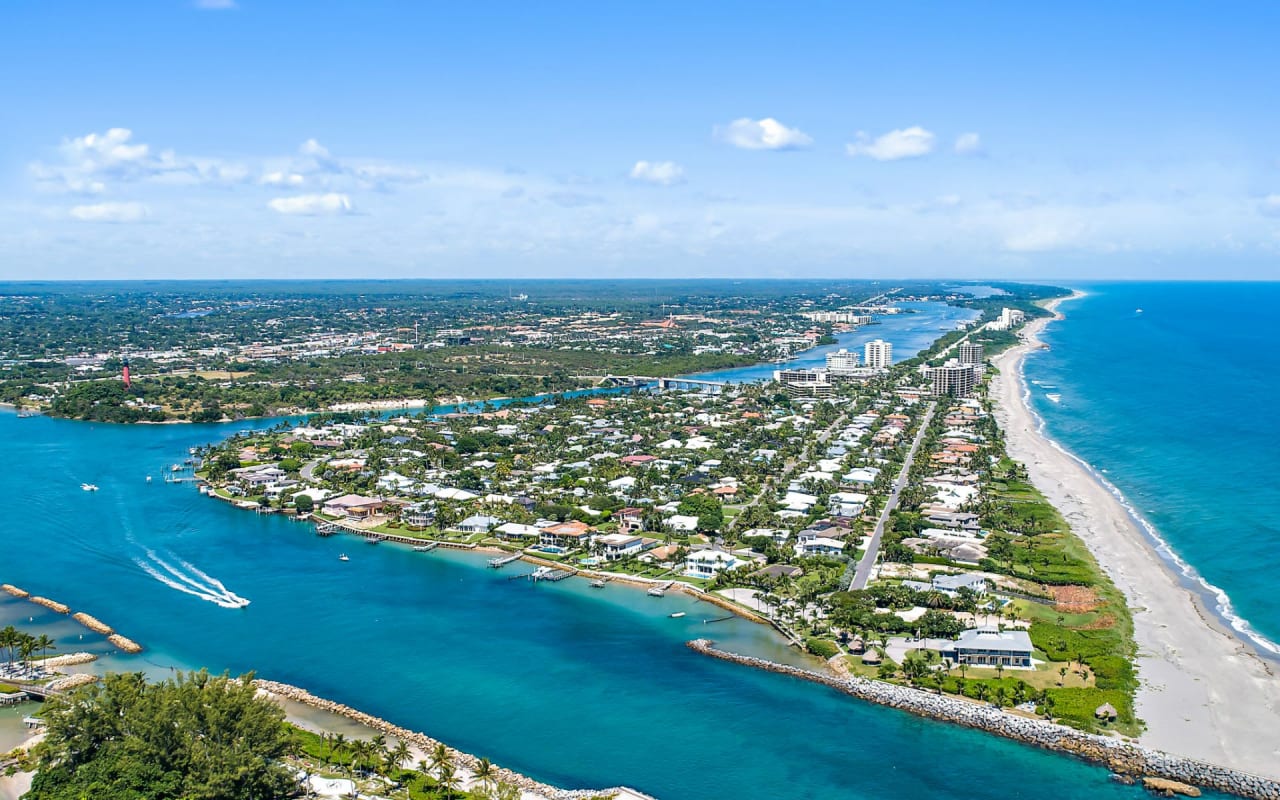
[1018,344,1280,659]
[133,548,250,609]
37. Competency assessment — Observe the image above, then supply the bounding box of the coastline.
[989,291,1280,778]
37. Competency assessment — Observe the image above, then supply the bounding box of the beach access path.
[990,291,1280,780]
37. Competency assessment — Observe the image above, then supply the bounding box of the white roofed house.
[596,533,644,561]
[940,626,1035,668]
[455,514,501,534]
[400,503,436,528]
[684,549,744,579]
[665,514,700,532]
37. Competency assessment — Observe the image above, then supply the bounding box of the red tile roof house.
[620,454,657,466]
[539,521,594,549]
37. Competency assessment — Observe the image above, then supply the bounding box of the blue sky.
[3,1,1279,280]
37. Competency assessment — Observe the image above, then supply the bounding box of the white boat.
[80,483,99,492]
[589,579,606,589]
[647,587,666,597]
[669,611,686,618]
[1136,308,1144,314]
[145,475,152,483]
[338,554,349,562]
[171,464,182,472]
[1045,393,1062,404]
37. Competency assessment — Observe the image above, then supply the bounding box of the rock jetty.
[28,596,69,614]
[254,679,655,800]
[1,584,29,598]
[72,612,114,635]
[107,634,143,654]
[686,640,1280,800]
[40,652,98,668]
[46,673,98,692]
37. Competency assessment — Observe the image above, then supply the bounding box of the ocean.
[0,299,1188,800]
[1024,282,1280,655]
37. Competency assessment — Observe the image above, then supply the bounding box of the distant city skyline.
[3,2,1279,280]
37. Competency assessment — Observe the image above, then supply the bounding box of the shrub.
[806,637,839,659]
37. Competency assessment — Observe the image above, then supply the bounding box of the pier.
[488,553,523,569]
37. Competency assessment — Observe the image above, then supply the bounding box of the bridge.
[13,683,64,700]
[656,377,732,393]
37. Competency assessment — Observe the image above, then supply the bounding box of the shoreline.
[990,291,1280,778]
[687,639,1280,800]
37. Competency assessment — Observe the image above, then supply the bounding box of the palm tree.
[992,685,1008,708]
[474,757,496,793]
[0,626,17,665]
[1058,666,1069,686]
[429,742,451,777]
[387,740,411,774]
[437,761,460,799]
[34,634,56,668]
[974,683,990,703]
[332,733,348,771]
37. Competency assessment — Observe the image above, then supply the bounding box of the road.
[732,409,848,532]
[848,400,937,590]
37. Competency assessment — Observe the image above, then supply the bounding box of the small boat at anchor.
[338,554,349,562]
[669,611,686,618]
[589,579,606,589]
[80,483,99,492]
[647,587,666,597]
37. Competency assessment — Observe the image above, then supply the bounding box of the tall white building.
[957,341,984,366]
[990,308,1026,331]
[825,348,861,374]
[864,339,893,370]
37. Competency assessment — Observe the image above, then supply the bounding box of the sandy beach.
[990,291,1280,779]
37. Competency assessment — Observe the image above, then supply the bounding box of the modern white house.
[596,533,644,561]
[684,549,743,579]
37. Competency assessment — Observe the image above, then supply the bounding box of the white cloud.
[1259,194,1280,217]
[716,118,812,150]
[846,127,936,161]
[268,193,353,216]
[629,160,685,185]
[261,171,305,187]
[194,0,237,8]
[69,202,148,223]
[299,139,331,159]
[32,128,249,192]
[954,132,983,156]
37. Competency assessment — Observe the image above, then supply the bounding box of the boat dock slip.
[0,692,24,707]
[529,567,574,582]
[412,542,438,552]
[488,553,522,568]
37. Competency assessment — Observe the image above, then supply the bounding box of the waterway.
[0,299,1165,800]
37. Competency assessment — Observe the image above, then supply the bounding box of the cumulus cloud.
[954,132,983,156]
[846,127,936,161]
[69,202,148,223]
[629,160,685,185]
[261,171,305,187]
[716,118,812,150]
[32,127,249,192]
[1259,194,1280,217]
[267,193,353,216]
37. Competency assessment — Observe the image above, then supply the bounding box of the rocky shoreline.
[254,679,656,800]
[687,639,1280,800]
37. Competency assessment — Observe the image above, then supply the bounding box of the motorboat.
[80,483,99,492]
[669,611,686,618]
[338,554,350,562]
[589,579,606,589]
[647,587,665,597]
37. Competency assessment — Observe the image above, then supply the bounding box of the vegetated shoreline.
[687,639,1280,800]
[990,291,1280,779]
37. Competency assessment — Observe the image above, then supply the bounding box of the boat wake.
[1017,344,1280,660]
[134,549,251,609]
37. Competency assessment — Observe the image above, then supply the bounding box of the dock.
[488,553,523,569]
[530,567,574,582]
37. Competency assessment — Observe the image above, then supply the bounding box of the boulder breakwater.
[1,584,143,654]
[687,640,1280,800]
[254,679,656,800]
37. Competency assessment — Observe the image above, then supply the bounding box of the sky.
[2,2,1279,281]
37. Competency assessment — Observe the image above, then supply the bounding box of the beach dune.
[990,291,1280,780]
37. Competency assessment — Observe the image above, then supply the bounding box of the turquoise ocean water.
[1023,282,1280,656]
[0,299,1182,799]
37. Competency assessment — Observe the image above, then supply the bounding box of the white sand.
[990,292,1280,779]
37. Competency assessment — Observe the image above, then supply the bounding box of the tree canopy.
[27,670,296,800]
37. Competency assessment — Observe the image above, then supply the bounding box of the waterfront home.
[940,626,1034,668]
[903,572,988,597]
[400,504,436,528]
[455,514,501,534]
[617,507,646,533]
[684,549,743,579]
[597,533,644,561]
[923,509,982,531]
[494,522,540,541]
[539,521,594,549]
[639,543,680,567]
[321,494,386,519]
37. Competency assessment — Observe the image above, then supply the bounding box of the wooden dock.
[488,553,522,569]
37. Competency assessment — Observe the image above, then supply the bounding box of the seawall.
[254,679,656,800]
[687,639,1280,800]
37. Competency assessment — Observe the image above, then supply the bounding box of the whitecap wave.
[1017,337,1280,659]
[134,548,250,609]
